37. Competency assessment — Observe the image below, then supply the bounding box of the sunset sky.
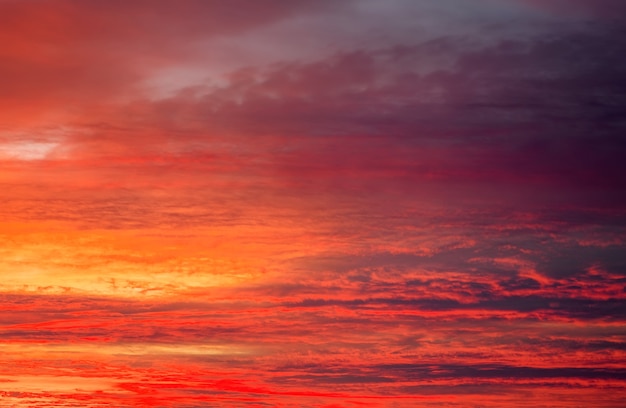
[1,1,625,407]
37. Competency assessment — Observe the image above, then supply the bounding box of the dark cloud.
[519,0,626,20]
[72,23,623,205]
[376,363,626,380]
[536,244,626,278]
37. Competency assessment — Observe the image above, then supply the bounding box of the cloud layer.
[1,1,625,406]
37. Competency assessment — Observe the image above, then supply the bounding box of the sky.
[1,0,625,406]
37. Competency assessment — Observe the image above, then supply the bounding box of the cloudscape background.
[1,1,625,406]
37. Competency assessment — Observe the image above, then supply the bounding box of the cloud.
[516,0,626,20]
[1,2,625,407]
[31,22,621,205]
[0,0,342,125]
